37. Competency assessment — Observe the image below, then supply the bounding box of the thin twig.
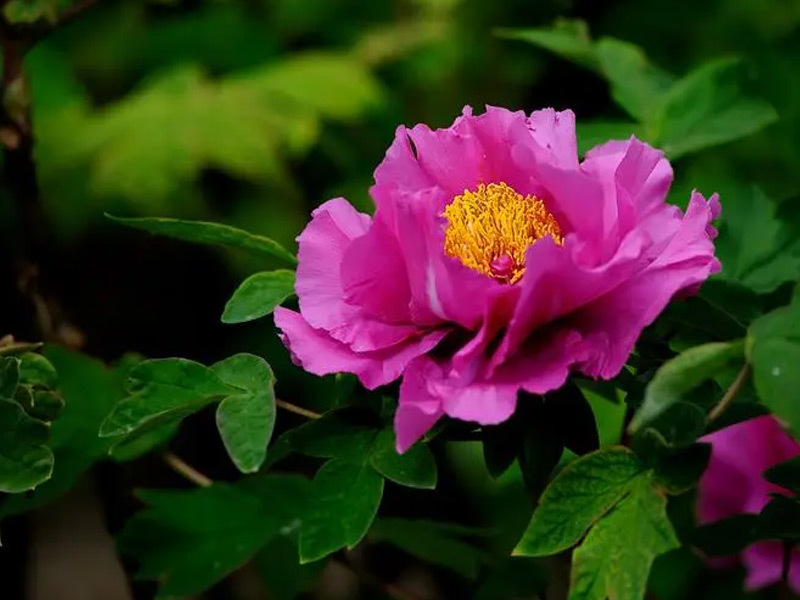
[162,452,212,488]
[276,398,321,420]
[708,363,751,422]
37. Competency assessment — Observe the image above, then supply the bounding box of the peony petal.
[527,108,579,170]
[395,357,445,453]
[274,307,447,390]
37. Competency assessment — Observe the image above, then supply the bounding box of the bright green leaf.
[108,215,297,265]
[653,58,778,159]
[299,459,384,562]
[222,270,296,324]
[370,428,437,489]
[568,479,679,600]
[514,447,645,556]
[0,398,54,493]
[595,37,674,122]
[630,340,744,432]
[99,358,237,437]
[212,353,277,473]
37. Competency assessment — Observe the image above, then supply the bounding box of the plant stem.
[276,398,321,420]
[162,452,212,488]
[708,363,751,422]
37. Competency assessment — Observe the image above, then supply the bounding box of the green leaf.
[369,428,437,489]
[475,557,550,600]
[715,187,800,294]
[0,398,54,493]
[595,37,674,122]
[568,479,679,600]
[119,475,309,598]
[108,421,180,462]
[255,534,324,600]
[18,352,58,388]
[0,356,20,397]
[108,215,296,265]
[653,58,778,159]
[2,0,58,24]
[99,358,237,437]
[514,447,645,556]
[496,19,599,72]
[750,290,800,436]
[212,353,277,473]
[2,347,123,515]
[692,514,762,556]
[299,459,384,562]
[635,401,708,451]
[629,340,744,432]
[369,518,483,578]
[222,270,296,324]
[764,455,800,493]
[19,389,65,422]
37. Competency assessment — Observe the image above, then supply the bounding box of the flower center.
[442,182,563,283]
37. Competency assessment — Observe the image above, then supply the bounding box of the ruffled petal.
[395,357,445,453]
[274,307,447,390]
[295,197,417,352]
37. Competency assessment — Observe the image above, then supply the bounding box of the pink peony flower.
[698,416,800,591]
[274,106,720,452]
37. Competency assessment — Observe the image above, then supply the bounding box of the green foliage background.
[2,0,800,598]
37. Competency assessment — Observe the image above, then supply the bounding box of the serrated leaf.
[299,459,383,562]
[369,518,483,578]
[568,478,679,600]
[100,358,237,437]
[212,354,276,473]
[222,270,296,324]
[630,341,744,432]
[119,475,309,598]
[369,428,437,489]
[595,37,675,122]
[497,19,599,71]
[514,448,645,556]
[653,58,778,158]
[109,215,296,265]
[0,398,54,493]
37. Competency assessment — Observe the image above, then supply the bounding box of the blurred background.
[1,0,799,598]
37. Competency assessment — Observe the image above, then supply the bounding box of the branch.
[162,452,212,488]
[708,363,751,422]
[276,399,321,420]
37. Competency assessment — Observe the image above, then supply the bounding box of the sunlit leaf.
[222,270,296,324]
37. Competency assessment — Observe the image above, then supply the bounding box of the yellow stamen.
[442,182,563,284]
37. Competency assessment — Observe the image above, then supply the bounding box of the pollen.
[442,182,563,284]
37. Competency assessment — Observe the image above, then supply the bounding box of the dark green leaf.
[119,475,309,598]
[629,341,744,432]
[222,269,296,324]
[370,518,483,578]
[475,557,550,600]
[636,401,708,451]
[482,419,522,479]
[299,459,383,562]
[764,455,800,493]
[0,356,20,397]
[692,514,763,556]
[650,442,711,494]
[255,534,324,600]
[212,353,277,473]
[369,428,436,489]
[99,358,237,437]
[108,215,297,265]
[108,421,180,462]
[653,58,778,158]
[18,352,58,388]
[0,398,54,493]
[496,19,599,71]
[514,447,645,556]
[547,384,599,456]
[21,389,65,422]
[568,478,679,600]
[758,496,800,540]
